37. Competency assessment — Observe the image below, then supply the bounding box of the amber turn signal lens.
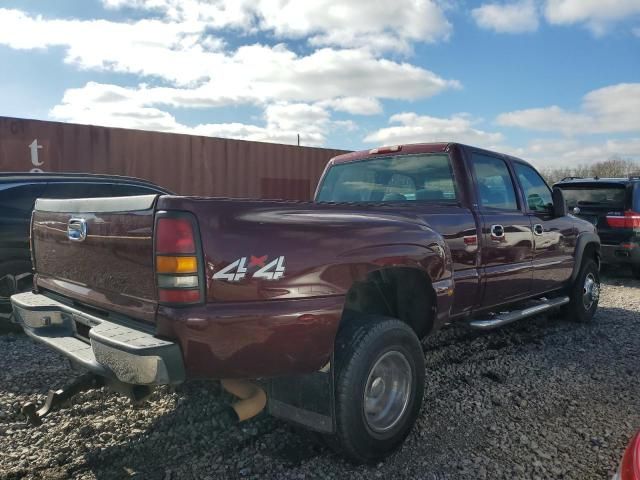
[156,255,198,274]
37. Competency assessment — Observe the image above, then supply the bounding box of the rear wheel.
[566,258,600,323]
[631,265,640,280]
[326,316,425,463]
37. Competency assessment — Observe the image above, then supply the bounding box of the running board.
[467,296,570,330]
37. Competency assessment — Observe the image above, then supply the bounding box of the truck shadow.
[79,301,638,479]
[424,303,636,371]
[78,381,325,480]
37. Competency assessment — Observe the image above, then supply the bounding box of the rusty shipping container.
[0,116,349,200]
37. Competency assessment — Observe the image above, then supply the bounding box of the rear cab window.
[316,154,457,203]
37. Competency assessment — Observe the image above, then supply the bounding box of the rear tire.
[326,315,425,463]
[631,265,640,280]
[566,258,600,323]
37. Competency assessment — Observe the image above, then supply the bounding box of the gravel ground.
[1,271,638,480]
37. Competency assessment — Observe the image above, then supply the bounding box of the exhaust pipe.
[221,379,267,422]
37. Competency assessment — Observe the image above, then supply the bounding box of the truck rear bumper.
[601,243,640,266]
[10,292,185,385]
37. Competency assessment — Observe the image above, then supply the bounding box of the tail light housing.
[606,211,640,229]
[618,431,640,480]
[154,212,204,305]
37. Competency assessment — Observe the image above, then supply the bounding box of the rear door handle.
[533,224,544,236]
[490,224,505,239]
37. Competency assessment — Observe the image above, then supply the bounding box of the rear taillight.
[606,211,640,229]
[619,431,640,480]
[155,214,203,305]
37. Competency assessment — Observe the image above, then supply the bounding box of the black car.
[555,175,640,278]
[0,173,172,321]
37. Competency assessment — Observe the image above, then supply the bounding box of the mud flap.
[266,361,335,434]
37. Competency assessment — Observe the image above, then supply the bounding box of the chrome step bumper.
[10,292,185,385]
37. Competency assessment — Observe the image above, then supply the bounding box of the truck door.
[512,162,575,294]
[469,152,534,309]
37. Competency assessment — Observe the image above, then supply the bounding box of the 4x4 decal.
[213,255,286,282]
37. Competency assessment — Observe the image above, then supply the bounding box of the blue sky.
[0,0,639,168]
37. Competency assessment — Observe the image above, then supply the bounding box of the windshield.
[316,154,457,203]
[560,186,627,209]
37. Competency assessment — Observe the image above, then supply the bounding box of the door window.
[514,163,553,213]
[110,184,162,196]
[471,154,518,210]
[44,183,114,198]
[0,183,47,217]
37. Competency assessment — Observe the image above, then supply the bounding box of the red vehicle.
[11,143,601,462]
[615,431,640,480]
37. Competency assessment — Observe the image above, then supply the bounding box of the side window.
[513,163,553,213]
[43,183,113,198]
[471,154,518,211]
[110,184,160,197]
[0,184,46,217]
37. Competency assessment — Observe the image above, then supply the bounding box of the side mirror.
[552,187,567,217]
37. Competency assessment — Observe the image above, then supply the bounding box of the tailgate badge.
[67,218,88,242]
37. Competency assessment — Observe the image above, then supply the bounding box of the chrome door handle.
[533,224,544,236]
[490,224,505,239]
[67,218,87,242]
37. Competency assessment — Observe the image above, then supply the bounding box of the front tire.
[327,316,425,463]
[566,258,600,323]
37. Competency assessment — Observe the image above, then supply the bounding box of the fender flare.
[570,232,601,283]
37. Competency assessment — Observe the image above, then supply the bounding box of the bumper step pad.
[11,292,185,385]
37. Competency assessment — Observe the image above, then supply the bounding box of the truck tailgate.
[32,195,159,324]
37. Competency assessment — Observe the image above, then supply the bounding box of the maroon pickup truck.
[11,143,601,462]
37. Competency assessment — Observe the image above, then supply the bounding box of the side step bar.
[467,296,570,330]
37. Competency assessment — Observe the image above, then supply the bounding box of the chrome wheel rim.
[363,350,412,433]
[582,273,599,310]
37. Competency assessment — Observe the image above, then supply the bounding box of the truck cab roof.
[330,142,537,170]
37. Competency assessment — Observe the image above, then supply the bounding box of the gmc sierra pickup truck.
[11,142,601,462]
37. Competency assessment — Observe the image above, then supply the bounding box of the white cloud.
[0,9,226,86]
[49,82,185,132]
[318,97,383,116]
[544,0,640,35]
[516,137,640,167]
[49,82,333,146]
[364,112,504,147]
[0,9,460,109]
[472,1,540,33]
[497,83,640,135]
[139,47,460,108]
[101,0,452,53]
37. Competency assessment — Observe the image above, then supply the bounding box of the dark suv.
[0,173,172,321]
[555,176,640,278]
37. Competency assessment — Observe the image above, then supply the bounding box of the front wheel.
[566,258,600,323]
[326,316,425,463]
